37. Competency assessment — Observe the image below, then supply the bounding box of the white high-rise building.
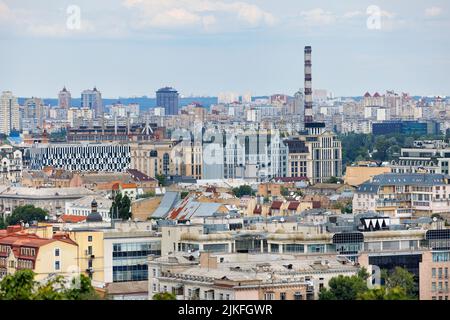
[0,91,20,135]
[202,124,288,180]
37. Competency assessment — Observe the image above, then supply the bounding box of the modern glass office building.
[112,241,161,282]
[156,87,179,115]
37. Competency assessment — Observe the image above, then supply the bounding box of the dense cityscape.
[1,44,449,301]
[0,1,449,305]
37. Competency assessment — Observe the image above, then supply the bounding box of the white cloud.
[299,8,335,26]
[0,1,13,23]
[151,8,202,28]
[425,6,443,17]
[343,11,364,19]
[123,0,276,31]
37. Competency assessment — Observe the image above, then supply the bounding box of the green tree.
[6,205,48,226]
[280,187,290,197]
[326,176,340,184]
[136,191,156,199]
[382,267,417,298]
[155,174,166,187]
[0,270,100,300]
[0,270,36,300]
[232,185,254,198]
[110,193,131,220]
[64,274,100,300]
[181,191,189,199]
[153,292,176,300]
[0,218,5,230]
[319,269,369,300]
[357,286,410,300]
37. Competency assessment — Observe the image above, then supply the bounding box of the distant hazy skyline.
[1,0,449,98]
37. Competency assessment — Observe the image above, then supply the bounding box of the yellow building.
[0,227,78,282]
[0,225,105,287]
[68,230,105,286]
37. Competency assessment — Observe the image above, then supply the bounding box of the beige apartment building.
[130,140,202,179]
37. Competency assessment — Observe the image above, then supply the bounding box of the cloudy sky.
[0,0,449,98]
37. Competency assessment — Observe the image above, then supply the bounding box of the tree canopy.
[319,267,416,300]
[152,292,176,300]
[0,270,99,300]
[339,132,449,167]
[155,174,167,187]
[110,193,131,220]
[5,205,48,226]
[232,185,255,198]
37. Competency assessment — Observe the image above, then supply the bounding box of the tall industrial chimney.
[304,46,313,123]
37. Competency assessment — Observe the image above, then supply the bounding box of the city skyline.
[0,0,449,98]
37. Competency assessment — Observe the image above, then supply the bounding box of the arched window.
[163,153,170,175]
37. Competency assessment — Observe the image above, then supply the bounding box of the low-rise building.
[0,226,78,281]
[0,144,22,184]
[353,173,450,219]
[148,252,359,300]
[0,186,96,217]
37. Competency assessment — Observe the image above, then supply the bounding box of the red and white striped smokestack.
[304,46,313,123]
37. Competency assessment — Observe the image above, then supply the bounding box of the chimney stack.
[304,46,313,123]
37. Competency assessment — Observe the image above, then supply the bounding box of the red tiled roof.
[271,201,283,210]
[59,215,87,223]
[253,205,262,214]
[288,201,300,210]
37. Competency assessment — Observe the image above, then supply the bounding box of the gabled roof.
[288,201,300,210]
[152,192,181,218]
[271,201,283,210]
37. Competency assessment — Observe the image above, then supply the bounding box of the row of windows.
[431,281,449,292]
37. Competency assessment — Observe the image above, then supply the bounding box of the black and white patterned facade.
[29,143,131,172]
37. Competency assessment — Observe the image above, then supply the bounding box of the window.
[294,292,303,300]
[88,259,93,268]
[432,282,437,292]
[280,292,286,300]
[432,268,437,278]
[219,293,224,300]
[153,269,157,277]
[88,236,93,242]
[88,246,92,255]
[264,292,275,300]
[55,261,60,271]
[225,294,230,300]
[55,248,60,257]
